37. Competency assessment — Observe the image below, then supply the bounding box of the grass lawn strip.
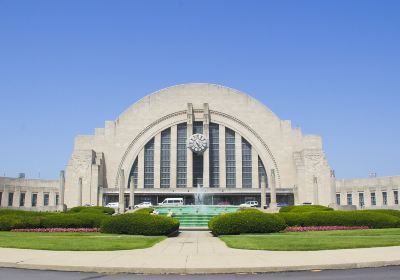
[0,232,166,251]
[220,229,400,251]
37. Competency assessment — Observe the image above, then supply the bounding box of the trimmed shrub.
[100,214,179,236]
[41,213,110,229]
[0,209,45,217]
[68,206,115,215]
[134,208,155,215]
[362,209,400,219]
[238,208,262,213]
[208,211,287,236]
[0,216,19,231]
[277,211,400,229]
[279,205,334,213]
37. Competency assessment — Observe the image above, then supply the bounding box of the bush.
[277,211,400,229]
[362,209,400,219]
[0,209,45,217]
[100,213,179,236]
[134,208,154,214]
[0,216,19,231]
[41,213,110,229]
[279,205,334,213]
[68,206,115,215]
[237,208,262,213]
[208,211,286,236]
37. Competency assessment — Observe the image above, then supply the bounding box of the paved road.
[1,267,400,280]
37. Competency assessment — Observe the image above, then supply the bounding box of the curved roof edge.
[116,83,280,122]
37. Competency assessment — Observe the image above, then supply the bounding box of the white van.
[158,198,184,206]
[105,202,119,209]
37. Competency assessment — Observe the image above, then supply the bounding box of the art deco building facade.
[1,84,399,210]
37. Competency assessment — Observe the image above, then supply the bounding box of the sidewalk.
[1,231,400,274]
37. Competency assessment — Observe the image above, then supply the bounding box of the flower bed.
[286,226,369,232]
[11,228,99,233]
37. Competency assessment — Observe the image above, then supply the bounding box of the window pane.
[144,138,155,188]
[242,138,252,188]
[209,123,219,188]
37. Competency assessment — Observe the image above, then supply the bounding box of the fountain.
[155,184,239,228]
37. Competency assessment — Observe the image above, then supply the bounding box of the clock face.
[188,134,208,154]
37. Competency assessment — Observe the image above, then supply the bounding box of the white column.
[1,190,7,207]
[170,125,177,188]
[187,103,194,188]
[49,191,56,207]
[203,146,210,188]
[138,149,145,189]
[25,191,32,208]
[313,176,319,205]
[376,188,383,207]
[330,170,337,207]
[154,133,161,189]
[261,175,267,209]
[387,187,394,206]
[187,124,193,188]
[235,132,242,188]
[203,104,210,188]
[252,149,259,189]
[59,171,65,211]
[78,177,83,206]
[219,125,226,188]
[364,189,371,208]
[37,191,44,207]
[119,169,125,214]
[98,187,104,206]
[270,169,277,208]
[129,176,135,209]
[13,189,20,207]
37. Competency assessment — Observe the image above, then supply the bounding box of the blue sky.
[0,0,399,179]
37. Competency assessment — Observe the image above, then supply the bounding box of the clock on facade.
[188,134,208,154]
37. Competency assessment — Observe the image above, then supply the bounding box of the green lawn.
[220,229,400,251]
[0,232,166,251]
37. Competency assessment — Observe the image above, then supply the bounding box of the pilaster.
[138,148,145,189]
[154,133,161,188]
[203,103,210,188]
[235,132,242,188]
[119,169,125,214]
[170,125,178,188]
[252,148,259,189]
[219,125,226,188]
[187,103,194,188]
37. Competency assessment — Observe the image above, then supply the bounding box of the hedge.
[134,208,155,214]
[100,213,179,236]
[362,209,400,219]
[0,210,110,231]
[208,211,286,236]
[68,206,115,215]
[279,205,334,213]
[277,211,400,229]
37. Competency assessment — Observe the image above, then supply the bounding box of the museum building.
[0,84,399,211]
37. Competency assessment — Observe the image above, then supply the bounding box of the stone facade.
[1,83,398,211]
[0,177,60,211]
[63,84,332,208]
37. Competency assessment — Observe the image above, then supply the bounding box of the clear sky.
[0,0,399,180]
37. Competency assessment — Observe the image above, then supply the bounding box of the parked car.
[134,202,153,209]
[105,202,119,209]
[158,198,184,206]
[239,201,259,208]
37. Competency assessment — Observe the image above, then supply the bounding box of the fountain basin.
[154,205,239,228]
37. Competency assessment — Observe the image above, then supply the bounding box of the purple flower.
[11,228,99,233]
[285,226,369,232]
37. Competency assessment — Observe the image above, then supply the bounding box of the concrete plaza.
[0,231,400,274]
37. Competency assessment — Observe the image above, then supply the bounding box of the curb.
[1,260,400,274]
